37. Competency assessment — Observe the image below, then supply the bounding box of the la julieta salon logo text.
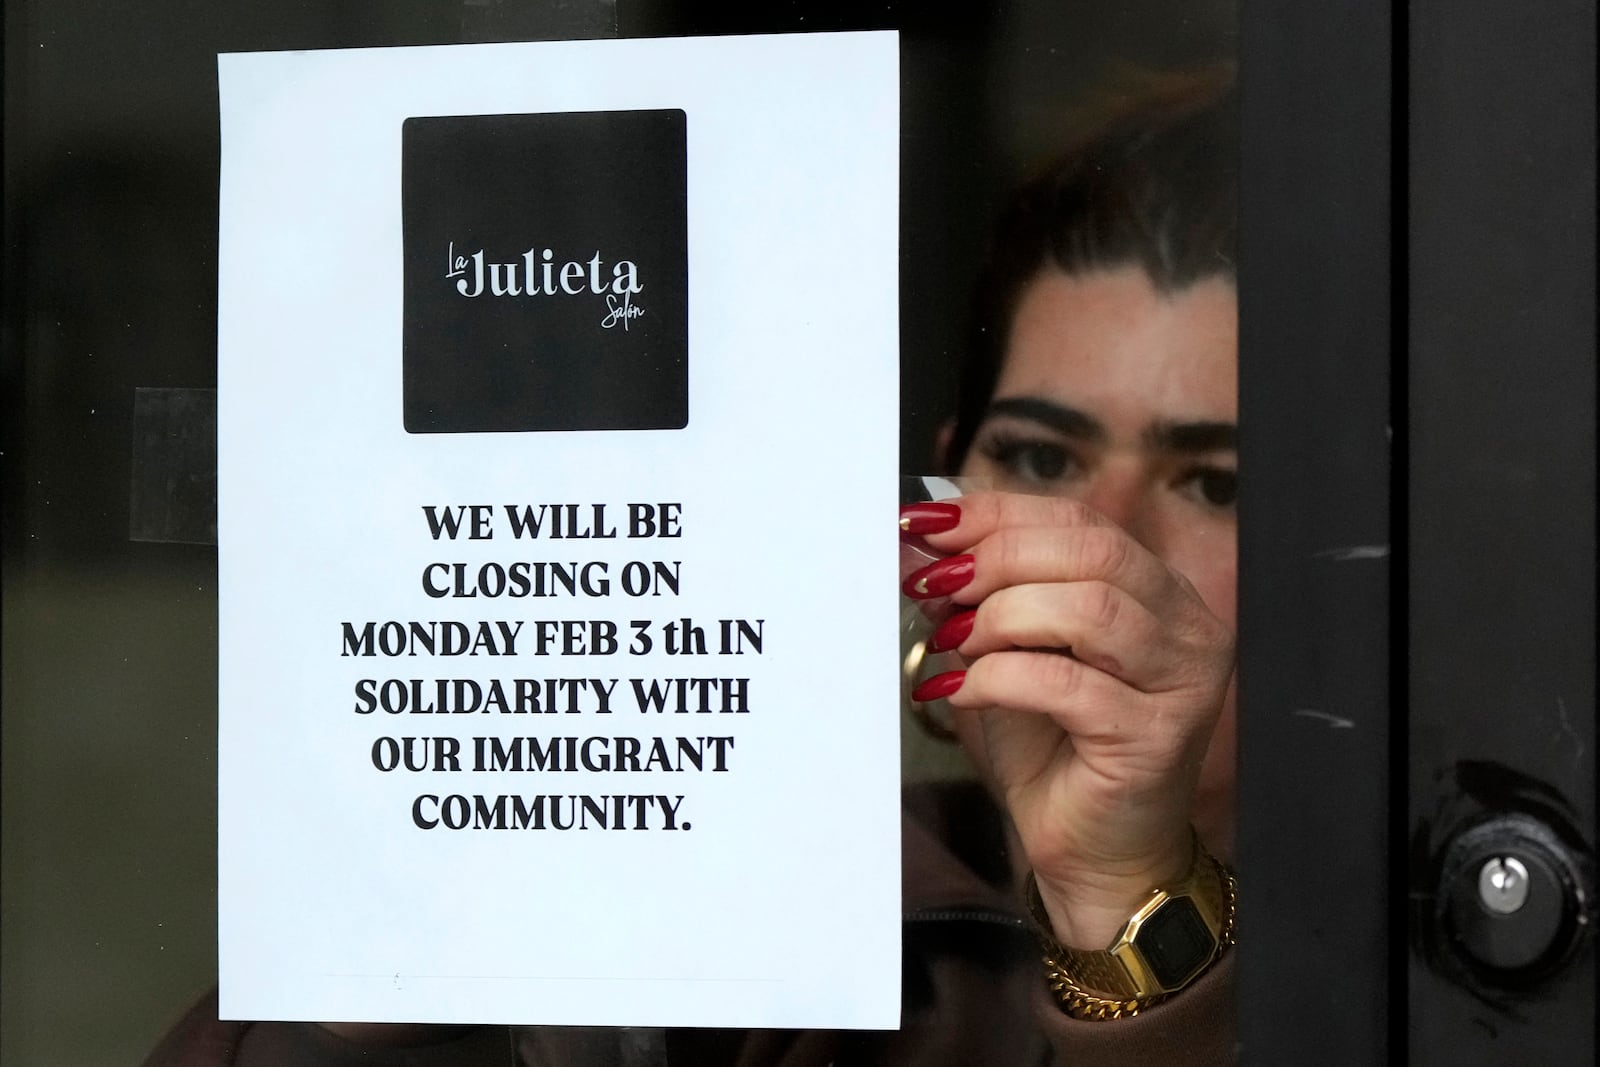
[445,242,645,330]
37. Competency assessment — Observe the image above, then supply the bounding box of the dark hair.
[944,70,1237,469]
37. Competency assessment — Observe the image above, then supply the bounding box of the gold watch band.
[1026,837,1237,1020]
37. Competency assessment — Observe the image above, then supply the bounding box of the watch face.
[1135,896,1216,990]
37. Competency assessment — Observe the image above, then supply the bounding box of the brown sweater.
[144,783,1234,1066]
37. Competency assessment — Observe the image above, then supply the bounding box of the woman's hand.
[909,492,1235,949]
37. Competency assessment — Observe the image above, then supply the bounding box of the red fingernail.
[899,501,961,535]
[927,609,977,653]
[912,670,967,702]
[902,554,976,599]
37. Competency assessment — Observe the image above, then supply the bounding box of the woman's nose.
[1080,474,1159,549]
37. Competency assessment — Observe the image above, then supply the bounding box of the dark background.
[2,3,1234,1061]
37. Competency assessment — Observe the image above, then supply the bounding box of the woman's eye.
[1177,466,1238,509]
[978,435,1077,484]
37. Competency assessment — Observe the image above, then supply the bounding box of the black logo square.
[402,110,688,433]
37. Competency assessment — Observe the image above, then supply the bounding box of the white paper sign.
[217,32,900,1029]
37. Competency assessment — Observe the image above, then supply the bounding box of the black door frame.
[1238,2,1596,1061]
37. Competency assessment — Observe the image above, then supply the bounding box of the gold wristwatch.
[1027,836,1237,1020]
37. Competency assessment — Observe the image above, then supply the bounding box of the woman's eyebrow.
[981,397,1106,441]
[1146,420,1238,454]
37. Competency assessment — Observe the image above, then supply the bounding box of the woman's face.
[956,265,1239,838]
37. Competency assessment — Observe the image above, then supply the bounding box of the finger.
[919,491,1111,554]
[954,582,1175,688]
[905,493,1177,611]
[946,649,1215,754]
[913,523,1177,611]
